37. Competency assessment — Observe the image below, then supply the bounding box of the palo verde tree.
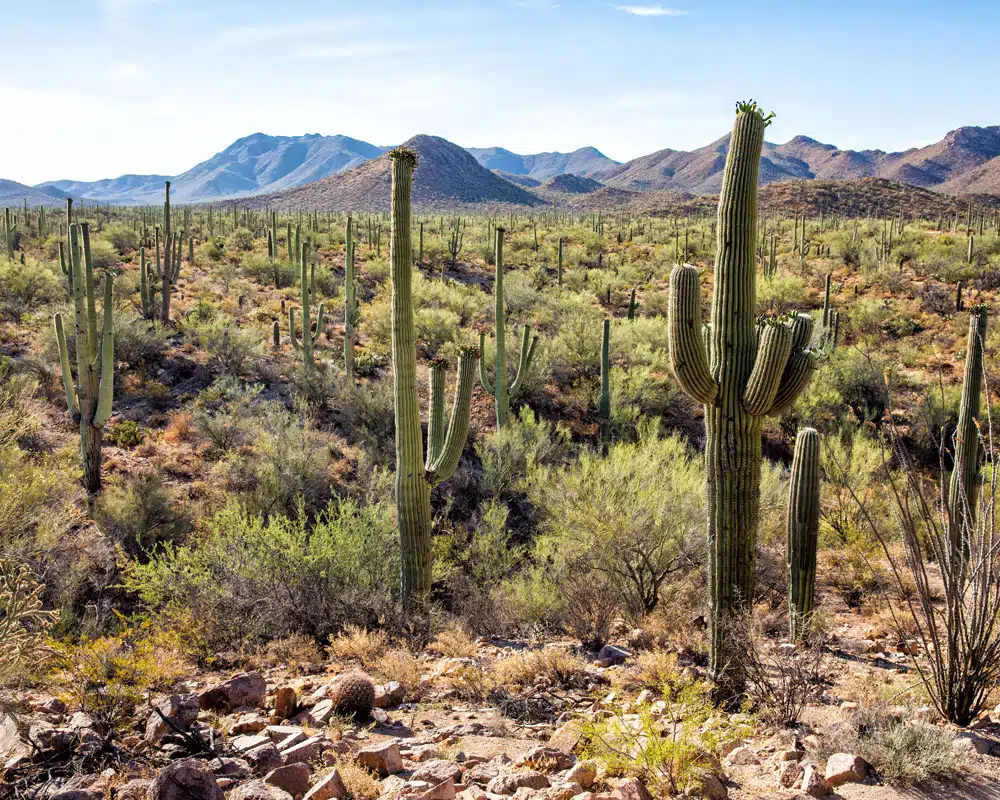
[668,101,820,701]
[389,148,479,608]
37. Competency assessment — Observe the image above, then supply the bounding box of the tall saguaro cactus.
[3,208,15,261]
[668,102,818,700]
[479,228,538,428]
[289,241,325,372]
[389,149,479,608]
[54,223,115,495]
[599,318,611,450]
[159,181,182,323]
[787,427,821,642]
[344,216,359,381]
[948,305,989,560]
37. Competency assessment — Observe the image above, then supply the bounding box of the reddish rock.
[199,673,267,713]
[150,759,224,800]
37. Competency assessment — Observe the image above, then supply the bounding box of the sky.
[3,0,999,184]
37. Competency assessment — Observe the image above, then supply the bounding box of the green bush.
[106,420,145,448]
[88,238,120,269]
[191,316,262,377]
[475,408,569,499]
[0,257,64,320]
[102,225,140,255]
[93,471,190,559]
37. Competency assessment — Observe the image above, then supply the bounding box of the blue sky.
[3,0,999,184]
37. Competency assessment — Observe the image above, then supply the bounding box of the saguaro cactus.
[3,208,15,261]
[139,245,159,320]
[159,182,182,323]
[787,427,821,641]
[479,227,538,428]
[389,148,479,608]
[599,318,611,450]
[289,241,325,372]
[949,304,989,560]
[668,102,818,700]
[344,216,359,381]
[54,223,115,495]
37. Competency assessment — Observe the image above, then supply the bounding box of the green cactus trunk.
[557,237,564,285]
[599,318,611,450]
[344,216,357,381]
[787,427,821,641]
[948,307,988,563]
[389,149,478,609]
[289,240,324,372]
[668,104,818,702]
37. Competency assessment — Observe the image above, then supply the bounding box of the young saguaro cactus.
[599,318,611,450]
[139,245,159,320]
[948,304,989,562]
[3,208,15,261]
[344,216,359,381]
[289,240,325,372]
[159,181,182,323]
[787,427,821,642]
[389,148,479,608]
[54,223,115,495]
[667,102,819,700]
[479,227,539,428]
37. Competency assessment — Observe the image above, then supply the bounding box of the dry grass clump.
[437,663,493,701]
[255,633,323,668]
[374,647,424,699]
[427,625,478,658]
[328,761,381,800]
[491,647,590,689]
[327,625,389,667]
[633,649,681,691]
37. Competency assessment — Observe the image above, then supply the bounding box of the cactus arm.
[667,264,718,405]
[427,347,478,484]
[477,331,495,395]
[425,361,447,470]
[53,313,78,417]
[94,275,114,426]
[599,318,611,448]
[312,302,325,343]
[508,326,537,397]
[68,224,89,381]
[788,427,821,641]
[766,314,817,416]
[81,225,99,362]
[289,307,300,354]
[742,321,793,415]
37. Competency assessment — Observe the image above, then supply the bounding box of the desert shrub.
[375,648,423,699]
[428,625,478,658]
[192,378,263,455]
[758,271,805,313]
[124,496,398,658]
[327,624,390,667]
[228,227,254,251]
[528,424,701,619]
[112,316,170,369]
[475,408,569,499]
[492,647,590,690]
[0,558,56,716]
[191,316,262,378]
[93,472,190,559]
[102,224,139,254]
[201,237,225,262]
[106,420,145,448]
[0,257,64,319]
[330,373,396,467]
[798,348,889,427]
[88,238,120,269]
[256,633,323,668]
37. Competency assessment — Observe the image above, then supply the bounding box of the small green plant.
[106,420,145,448]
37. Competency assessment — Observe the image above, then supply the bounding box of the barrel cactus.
[329,671,376,720]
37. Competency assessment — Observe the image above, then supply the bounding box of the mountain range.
[13,124,1000,209]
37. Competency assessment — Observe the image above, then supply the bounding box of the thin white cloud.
[217,19,371,47]
[612,4,687,16]
[107,61,151,83]
[100,0,160,30]
[290,42,416,61]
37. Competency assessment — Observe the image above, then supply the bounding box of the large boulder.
[410,760,463,786]
[265,763,311,798]
[303,770,348,800]
[199,673,267,713]
[150,759,224,800]
[355,741,403,776]
[146,694,201,743]
[486,772,550,795]
[824,753,866,787]
[230,780,293,800]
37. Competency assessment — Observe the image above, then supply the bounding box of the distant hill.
[39,134,388,204]
[244,135,545,212]
[542,174,603,194]
[466,146,619,179]
[0,179,69,208]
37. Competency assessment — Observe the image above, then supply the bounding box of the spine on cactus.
[54,222,115,495]
[667,101,818,701]
[948,304,989,563]
[344,216,358,381]
[599,318,611,449]
[787,427,821,641]
[289,240,324,371]
[479,227,538,428]
[389,148,478,608]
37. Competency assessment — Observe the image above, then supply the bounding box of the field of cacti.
[8,105,1000,798]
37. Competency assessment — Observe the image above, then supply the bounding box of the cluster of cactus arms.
[388,148,479,608]
[54,223,115,496]
[446,217,464,279]
[139,245,159,319]
[627,288,639,321]
[159,181,183,323]
[948,304,989,564]
[479,228,539,428]
[289,240,325,372]
[4,208,15,260]
[668,102,820,701]
[344,216,359,381]
[599,318,611,450]
[787,427,821,641]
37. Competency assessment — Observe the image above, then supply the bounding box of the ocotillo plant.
[289,240,325,372]
[948,304,989,562]
[159,182,182,323]
[599,318,611,450]
[389,148,479,608]
[479,227,538,428]
[344,216,359,381]
[54,223,115,496]
[668,102,819,701]
[787,427,821,641]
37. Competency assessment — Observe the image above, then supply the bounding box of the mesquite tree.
[389,149,478,608]
[668,102,819,700]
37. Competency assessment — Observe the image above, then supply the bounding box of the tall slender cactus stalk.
[599,318,611,450]
[788,427,821,641]
[344,216,358,381]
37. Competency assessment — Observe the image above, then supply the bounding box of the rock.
[372,709,390,725]
[564,763,595,790]
[230,780,293,800]
[233,714,271,735]
[267,725,306,743]
[234,734,274,753]
[725,746,760,766]
[275,688,298,721]
[117,779,153,800]
[146,693,201,743]
[1,712,26,760]
[953,732,992,756]
[215,758,252,780]
[411,760,463,786]
[304,769,348,800]
[247,743,285,775]
[404,744,444,762]
[266,763,312,798]
[519,746,576,772]
[356,741,403,776]
[487,772,551,795]
[824,753,866,787]
[276,731,309,752]
[375,682,406,708]
[409,780,457,800]
[777,750,804,762]
[36,697,68,715]
[310,700,335,725]
[596,645,630,666]
[50,790,99,800]
[839,701,859,713]
[199,672,268,713]
[800,764,830,798]
[689,771,727,800]
[548,722,583,754]
[778,760,804,789]
[282,736,330,766]
[610,777,651,800]
[150,758,224,800]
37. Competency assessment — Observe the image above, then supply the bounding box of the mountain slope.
[0,179,70,207]
[466,146,619,179]
[245,135,545,212]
